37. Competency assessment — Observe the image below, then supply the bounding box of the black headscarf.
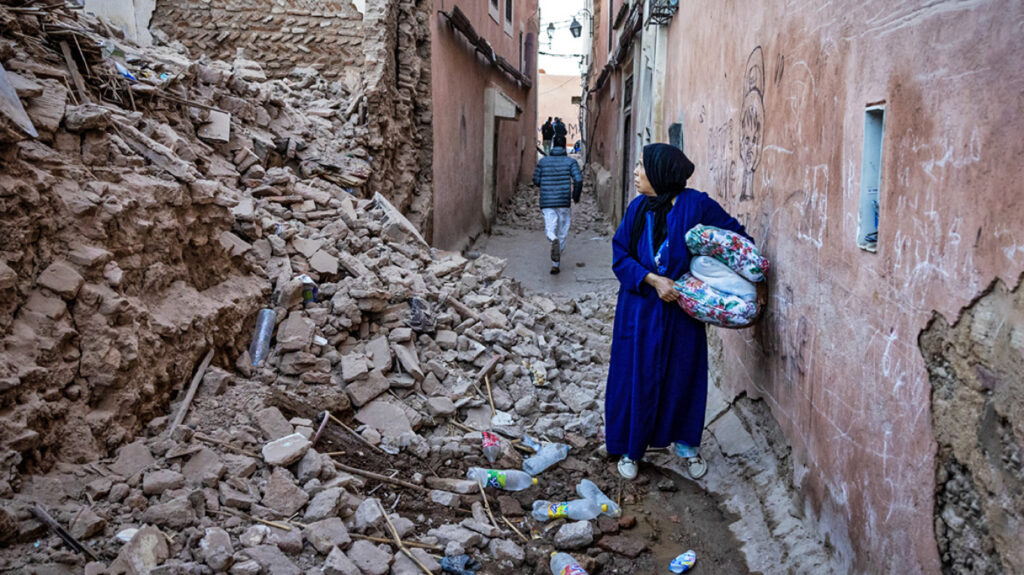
[629,144,696,257]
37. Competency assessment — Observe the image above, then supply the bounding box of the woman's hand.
[645,273,680,302]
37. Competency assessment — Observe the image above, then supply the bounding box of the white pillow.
[689,256,757,302]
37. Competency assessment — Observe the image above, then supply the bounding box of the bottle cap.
[532,478,538,485]
[601,504,608,511]
[550,551,558,557]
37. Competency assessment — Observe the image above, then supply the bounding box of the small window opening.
[858,106,885,252]
[669,121,684,151]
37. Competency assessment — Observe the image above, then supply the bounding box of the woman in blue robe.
[606,143,750,480]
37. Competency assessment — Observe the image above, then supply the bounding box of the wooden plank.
[59,41,90,104]
[168,348,214,435]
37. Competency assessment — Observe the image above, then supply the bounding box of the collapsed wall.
[0,2,379,492]
[920,275,1024,574]
[150,0,364,84]
[151,0,436,241]
[361,0,434,240]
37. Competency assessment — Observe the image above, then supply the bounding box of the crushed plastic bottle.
[550,552,589,575]
[531,499,608,522]
[522,442,570,476]
[440,554,480,574]
[576,479,622,517]
[521,434,543,452]
[481,431,501,463]
[297,274,318,305]
[669,550,697,573]
[248,308,276,366]
[466,467,537,491]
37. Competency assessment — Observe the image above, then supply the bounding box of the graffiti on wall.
[739,46,766,202]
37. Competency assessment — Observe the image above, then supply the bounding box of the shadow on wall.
[920,273,1024,574]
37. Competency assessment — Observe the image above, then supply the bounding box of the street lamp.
[569,16,582,38]
[546,22,555,42]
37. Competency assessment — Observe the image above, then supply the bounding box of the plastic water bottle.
[248,308,276,365]
[522,442,569,476]
[531,499,608,522]
[550,552,588,575]
[576,479,622,518]
[669,550,697,573]
[481,431,501,463]
[466,467,537,491]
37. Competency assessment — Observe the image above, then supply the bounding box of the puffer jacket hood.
[533,148,583,209]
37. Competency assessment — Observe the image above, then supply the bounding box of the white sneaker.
[687,455,708,479]
[617,456,638,480]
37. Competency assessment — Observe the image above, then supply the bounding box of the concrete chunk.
[37,260,84,299]
[304,517,351,554]
[262,433,311,466]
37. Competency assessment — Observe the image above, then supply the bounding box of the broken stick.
[168,348,214,435]
[192,432,259,458]
[502,516,529,543]
[378,500,433,575]
[325,411,385,453]
[473,354,500,384]
[31,504,99,561]
[484,374,497,417]
[476,480,502,533]
[332,461,430,493]
[349,533,442,551]
[59,40,89,105]
[444,295,480,323]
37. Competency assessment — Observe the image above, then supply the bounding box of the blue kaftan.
[605,189,749,461]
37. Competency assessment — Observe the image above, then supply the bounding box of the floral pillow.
[674,274,759,328]
[685,225,770,282]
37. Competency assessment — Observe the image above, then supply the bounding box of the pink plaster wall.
[430,0,538,250]
[586,0,628,222]
[660,1,1024,572]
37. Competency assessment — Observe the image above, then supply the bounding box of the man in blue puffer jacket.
[532,135,583,274]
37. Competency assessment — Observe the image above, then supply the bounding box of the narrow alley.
[0,1,1022,575]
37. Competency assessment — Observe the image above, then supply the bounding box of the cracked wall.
[921,275,1024,574]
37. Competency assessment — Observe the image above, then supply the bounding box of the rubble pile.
[0,0,375,495]
[497,179,613,236]
[0,3,652,574]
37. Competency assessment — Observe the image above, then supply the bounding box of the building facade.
[585,0,1024,572]
[431,0,539,250]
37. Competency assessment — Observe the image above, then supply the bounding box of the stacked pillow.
[674,225,769,328]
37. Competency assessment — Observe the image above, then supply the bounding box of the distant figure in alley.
[533,134,583,274]
[606,144,752,480]
[541,117,554,155]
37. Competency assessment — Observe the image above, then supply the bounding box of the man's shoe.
[550,265,560,275]
[550,238,560,263]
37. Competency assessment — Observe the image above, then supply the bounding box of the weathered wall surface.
[430,0,538,250]
[362,0,435,240]
[151,0,364,82]
[586,0,631,225]
[921,275,1024,574]
[657,1,1024,572]
[538,73,582,144]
